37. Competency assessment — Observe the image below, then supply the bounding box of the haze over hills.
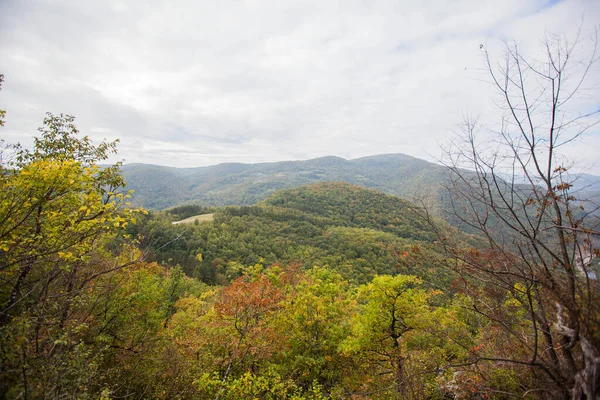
[122,153,450,210]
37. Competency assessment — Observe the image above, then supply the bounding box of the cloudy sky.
[0,0,599,171]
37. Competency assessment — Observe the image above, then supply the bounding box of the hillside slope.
[133,182,462,285]
[122,153,448,210]
[262,182,435,241]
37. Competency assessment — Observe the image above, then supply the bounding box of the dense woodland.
[132,182,461,287]
[1,31,600,400]
[120,154,449,211]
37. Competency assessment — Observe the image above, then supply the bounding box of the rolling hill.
[132,182,467,285]
[121,153,449,210]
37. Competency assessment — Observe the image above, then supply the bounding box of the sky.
[0,0,599,172]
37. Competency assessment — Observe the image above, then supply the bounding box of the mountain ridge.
[121,153,448,210]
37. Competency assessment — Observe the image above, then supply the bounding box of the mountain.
[261,182,435,241]
[121,153,449,210]
[133,182,464,286]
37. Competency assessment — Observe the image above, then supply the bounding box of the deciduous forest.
[1,29,599,400]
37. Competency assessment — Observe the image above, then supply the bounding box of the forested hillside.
[2,112,599,399]
[130,182,462,287]
[121,153,449,210]
[0,122,484,398]
[122,155,600,236]
[2,23,599,399]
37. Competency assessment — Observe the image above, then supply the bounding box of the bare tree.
[439,29,600,399]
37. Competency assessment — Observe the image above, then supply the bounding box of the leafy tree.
[0,113,144,398]
[209,269,284,387]
[274,266,356,393]
[91,261,206,399]
[340,275,460,398]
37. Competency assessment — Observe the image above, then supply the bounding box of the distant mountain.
[121,153,450,211]
[571,173,600,201]
[121,153,600,235]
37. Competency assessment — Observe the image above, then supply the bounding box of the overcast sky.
[0,0,599,172]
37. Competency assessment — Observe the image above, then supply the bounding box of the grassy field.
[172,213,214,225]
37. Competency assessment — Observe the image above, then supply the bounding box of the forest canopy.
[0,26,599,400]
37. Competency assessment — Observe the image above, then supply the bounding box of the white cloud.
[0,0,598,172]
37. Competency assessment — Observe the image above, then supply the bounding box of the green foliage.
[0,114,145,399]
[196,369,326,400]
[121,153,451,211]
[0,108,556,398]
[340,275,472,398]
[134,183,457,286]
[263,182,436,241]
[274,267,356,391]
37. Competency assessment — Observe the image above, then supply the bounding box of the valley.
[2,4,599,396]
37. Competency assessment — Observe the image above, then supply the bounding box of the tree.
[339,275,464,398]
[275,266,355,392]
[211,270,284,385]
[437,29,600,398]
[0,113,138,324]
[0,113,144,398]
